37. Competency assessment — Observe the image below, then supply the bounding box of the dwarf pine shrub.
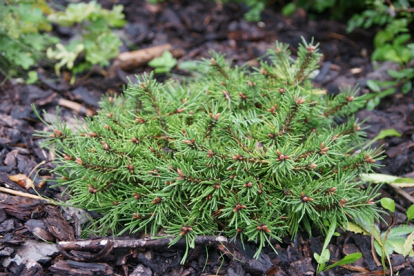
[36,38,381,259]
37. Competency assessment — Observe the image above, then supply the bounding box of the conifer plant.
[37,38,381,259]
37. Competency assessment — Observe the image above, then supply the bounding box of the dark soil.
[0,1,413,275]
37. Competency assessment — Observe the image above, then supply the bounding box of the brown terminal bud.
[130,138,139,144]
[243,182,253,188]
[133,213,142,219]
[151,197,161,204]
[135,118,145,124]
[306,45,316,53]
[53,130,62,137]
[63,154,73,160]
[101,141,110,151]
[88,184,96,193]
[346,95,354,102]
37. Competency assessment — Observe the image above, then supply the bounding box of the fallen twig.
[58,98,95,117]
[58,235,228,251]
[389,183,414,204]
[0,187,56,204]
[112,43,173,71]
[371,235,382,267]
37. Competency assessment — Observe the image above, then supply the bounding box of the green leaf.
[387,69,406,79]
[399,68,414,77]
[378,88,396,98]
[394,178,414,184]
[347,222,370,235]
[387,226,414,237]
[367,80,381,92]
[394,34,411,46]
[402,81,412,94]
[402,232,414,257]
[374,239,394,257]
[366,97,380,110]
[380,198,395,213]
[148,51,177,73]
[47,43,84,75]
[323,253,362,272]
[282,3,296,16]
[360,173,398,183]
[360,173,414,187]
[374,30,393,47]
[84,33,121,66]
[26,71,38,84]
[371,129,401,142]
[406,205,414,224]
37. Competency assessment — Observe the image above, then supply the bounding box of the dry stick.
[0,187,56,204]
[389,184,414,205]
[58,236,228,251]
[113,43,172,71]
[371,235,382,267]
[58,98,95,117]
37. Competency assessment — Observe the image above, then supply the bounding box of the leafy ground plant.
[0,0,58,81]
[314,218,362,273]
[348,0,414,109]
[46,1,126,77]
[148,51,177,74]
[36,39,382,261]
[350,198,414,276]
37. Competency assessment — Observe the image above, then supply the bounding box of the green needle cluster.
[36,38,381,259]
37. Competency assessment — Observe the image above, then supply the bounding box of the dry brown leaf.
[8,174,34,190]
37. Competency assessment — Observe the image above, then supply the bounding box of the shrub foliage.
[37,39,381,258]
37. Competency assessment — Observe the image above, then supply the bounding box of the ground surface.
[0,1,414,275]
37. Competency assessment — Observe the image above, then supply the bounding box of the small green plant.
[350,198,414,276]
[406,205,414,225]
[314,218,362,273]
[348,0,413,64]
[148,0,267,22]
[354,172,414,275]
[227,0,266,22]
[36,39,381,261]
[46,1,126,77]
[348,0,414,108]
[365,68,414,110]
[148,51,177,74]
[283,0,365,20]
[0,0,58,79]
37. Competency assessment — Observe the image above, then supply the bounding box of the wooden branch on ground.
[58,235,228,251]
[112,44,183,71]
[390,184,414,204]
[0,187,55,204]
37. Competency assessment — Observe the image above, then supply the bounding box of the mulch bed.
[0,1,413,275]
